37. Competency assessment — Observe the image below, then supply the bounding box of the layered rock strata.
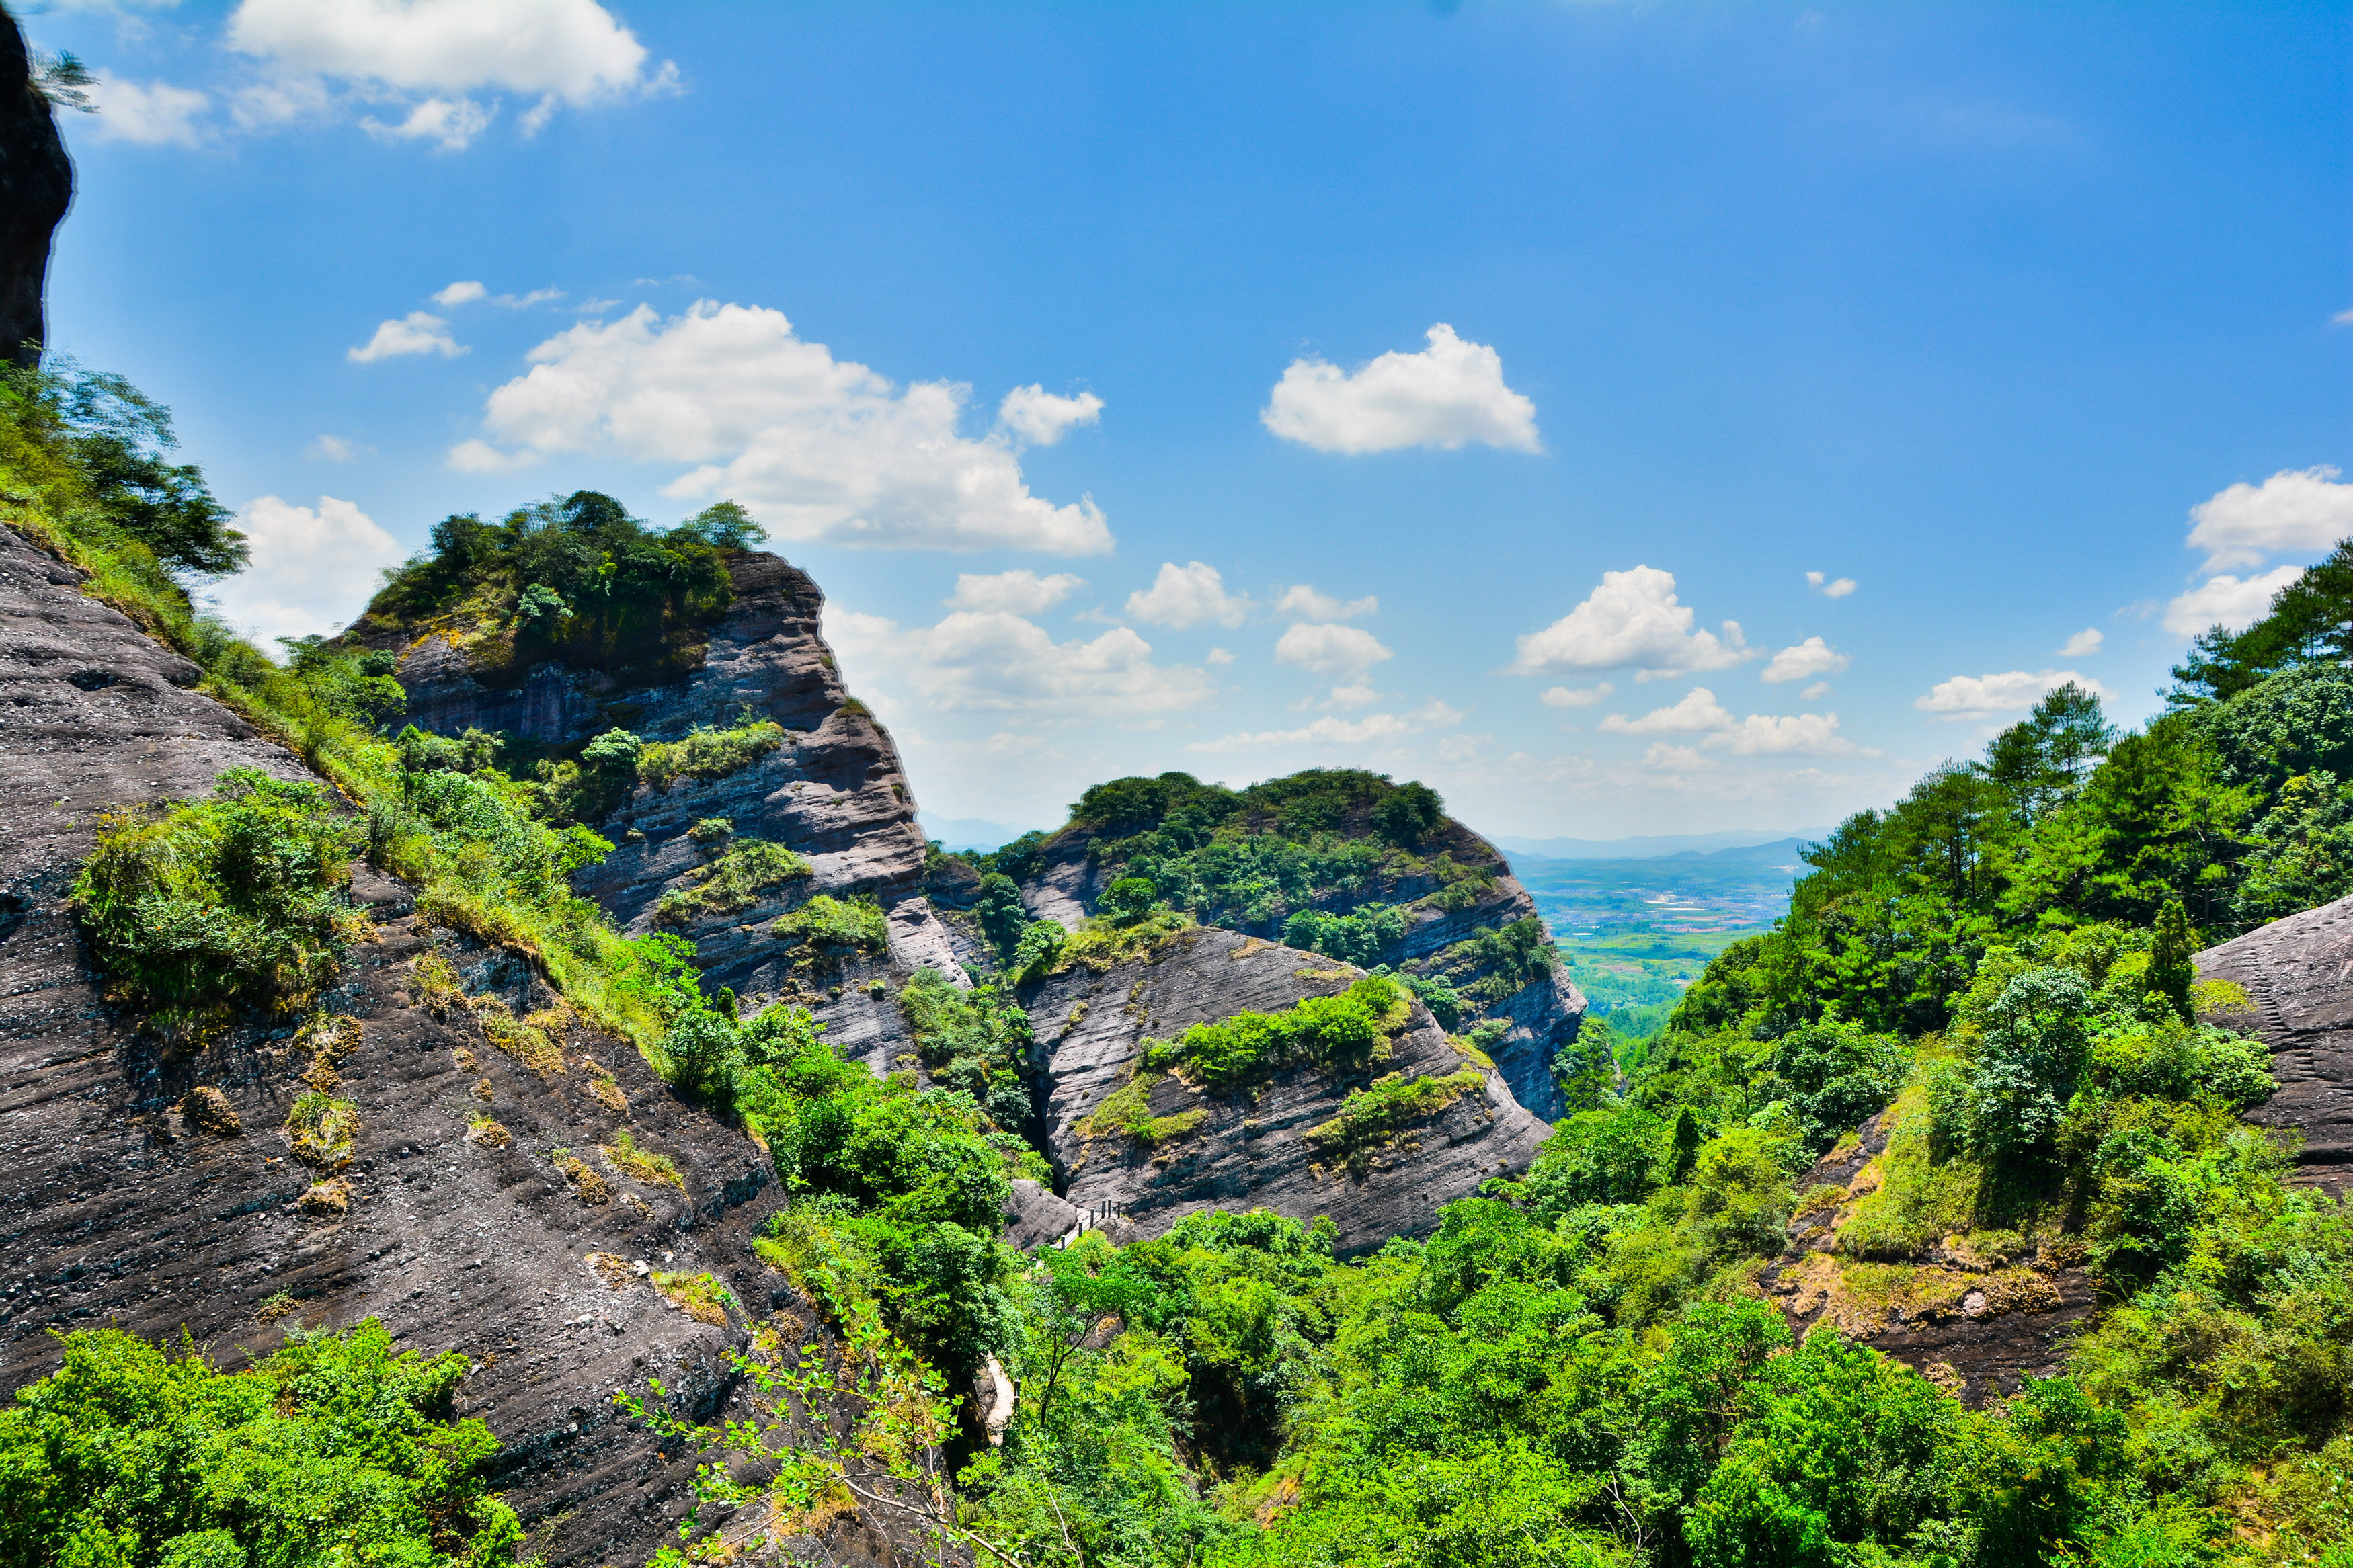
[1012,815,1587,1120]
[1017,926,1552,1253]
[2195,892,2353,1198]
[381,550,963,1063]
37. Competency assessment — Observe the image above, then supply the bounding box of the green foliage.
[774,893,889,959]
[72,768,363,1025]
[651,837,813,928]
[897,966,1038,1134]
[1304,1069,1484,1173]
[1758,1020,1908,1158]
[365,489,742,685]
[1145,975,1408,1094]
[0,360,247,577]
[1282,901,1408,966]
[2170,538,2353,703]
[0,1322,523,1567]
[636,718,785,790]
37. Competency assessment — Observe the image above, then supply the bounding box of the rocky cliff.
[371,547,962,1071]
[1016,926,1550,1254]
[1,9,70,368]
[2195,893,2353,1198]
[0,522,867,1565]
[982,787,1589,1121]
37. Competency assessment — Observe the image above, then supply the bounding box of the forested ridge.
[4,356,2352,1567]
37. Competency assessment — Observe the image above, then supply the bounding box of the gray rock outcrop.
[2196,893,2353,1198]
[1008,813,1588,1120]
[378,550,963,1065]
[2,8,71,368]
[1017,927,1552,1254]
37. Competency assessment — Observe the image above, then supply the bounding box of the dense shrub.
[1145,975,1408,1093]
[651,837,813,927]
[0,1323,524,1567]
[72,768,362,1023]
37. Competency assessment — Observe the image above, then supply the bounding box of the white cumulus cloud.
[433,280,488,307]
[1714,712,1853,756]
[1599,688,1736,735]
[1806,570,1858,598]
[1510,565,1751,677]
[226,0,672,147]
[1275,622,1394,683]
[1126,561,1250,627]
[1261,324,1540,455]
[824,608,1212,718]
[348,311,465,362]
[456,302,1111,553]
[1540,683,1612,708]
[209,495,404,643]
[1761,636,1849,684]
[2058,627,2104,657]
[996,386,1103,446]
[1915,669,2113,720]
[947,570,1085,616]
[1187,698,1463,753]
[1273,584,1378,621]
[2185,466,2353,573]
[89,73,212,146]
[2163,566,2301,636]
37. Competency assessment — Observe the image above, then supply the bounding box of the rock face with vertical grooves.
[1,9,72,368]
[0,522,834,1565]
[2195,892,2353,1199]
[1016,926,1552,1254]
[1010,809,1588,1120]
[378,548,963,1070]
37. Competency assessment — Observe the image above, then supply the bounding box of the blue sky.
[24,0,2352,839]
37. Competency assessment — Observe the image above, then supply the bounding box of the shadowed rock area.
[1,9,71,368]
[2196,891,2353,1198]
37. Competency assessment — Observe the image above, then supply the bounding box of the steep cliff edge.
[2,10,71,368]
[959,770,1589,1121]
[360,535,960,1071]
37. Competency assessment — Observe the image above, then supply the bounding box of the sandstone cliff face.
[1012,815,1587,1122]
[1,11,71,368]
[384,550,963,1048]
[0,522,878,1566]
[1014,927,1552,1255]
[2195,892,2353,1199]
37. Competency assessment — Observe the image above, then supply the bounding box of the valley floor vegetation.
[9,360,2353,1567]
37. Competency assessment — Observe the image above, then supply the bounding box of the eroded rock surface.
[383,550,960,1021]
[1755,1113,2095,1407]
[0,523,825,1565]
[1010,813,1587,1121]
[2196,892,2353,1198]
[1019,927,1551,1254]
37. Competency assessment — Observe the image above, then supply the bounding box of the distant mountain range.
[1494,829,1827,862]
[920,815,1049,852]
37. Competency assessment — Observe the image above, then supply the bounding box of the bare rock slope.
[2196,892,2353,1198]
[1018,927,1552,1254]
[0,521,831,1565]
